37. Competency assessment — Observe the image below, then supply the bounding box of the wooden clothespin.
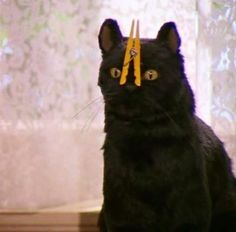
[120,20,141,86]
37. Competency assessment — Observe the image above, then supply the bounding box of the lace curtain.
[0,0,235,210]
[197,0,236,162]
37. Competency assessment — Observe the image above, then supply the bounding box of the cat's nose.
[124,83,137,92]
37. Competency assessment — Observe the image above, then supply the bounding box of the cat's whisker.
[81,104,103,133]
[157,104,196,149]
[72,96,103,119]
[161,109,182,132]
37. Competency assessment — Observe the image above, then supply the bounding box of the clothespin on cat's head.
[120,20,141,87]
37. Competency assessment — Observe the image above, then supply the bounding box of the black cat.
[97,19,236,232]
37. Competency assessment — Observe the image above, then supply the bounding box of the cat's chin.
[110,109,154,124]
[109,106,172,125]
[112,112,140,122]
[114,105,143,121]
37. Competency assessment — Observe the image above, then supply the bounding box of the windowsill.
[0,210,99,232]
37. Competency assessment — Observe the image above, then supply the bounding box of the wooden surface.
[0,211,99,232]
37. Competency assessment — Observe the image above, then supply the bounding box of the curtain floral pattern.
[210,0,236,157]
[197,0,236,161]
[0,0,235,210]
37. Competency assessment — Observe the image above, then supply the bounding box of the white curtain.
[0,0,235,210]
[197,0,236,164]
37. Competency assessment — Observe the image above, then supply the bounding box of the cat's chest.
[104,134,192,178]
[103,135,198,210]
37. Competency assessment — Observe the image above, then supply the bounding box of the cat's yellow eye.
[110,68,121,78]
[143,69,159,81]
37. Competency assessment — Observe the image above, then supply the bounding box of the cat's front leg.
[210,210,236,232]
[174,223,209,232]
[98,206,108,232]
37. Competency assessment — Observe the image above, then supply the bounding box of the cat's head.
[98,19,195,124]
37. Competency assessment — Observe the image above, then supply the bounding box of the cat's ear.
[156,22,181,53]
[98,19,123,55]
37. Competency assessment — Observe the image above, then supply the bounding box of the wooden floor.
[0,211,99,232]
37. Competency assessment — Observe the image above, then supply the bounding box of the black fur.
[97,19,236,232]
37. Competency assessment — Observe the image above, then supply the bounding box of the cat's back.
[194,116,232,172]
[194,116,236,205]
[195,116,223,152]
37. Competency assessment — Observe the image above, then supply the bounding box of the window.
[0,0,235,211]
